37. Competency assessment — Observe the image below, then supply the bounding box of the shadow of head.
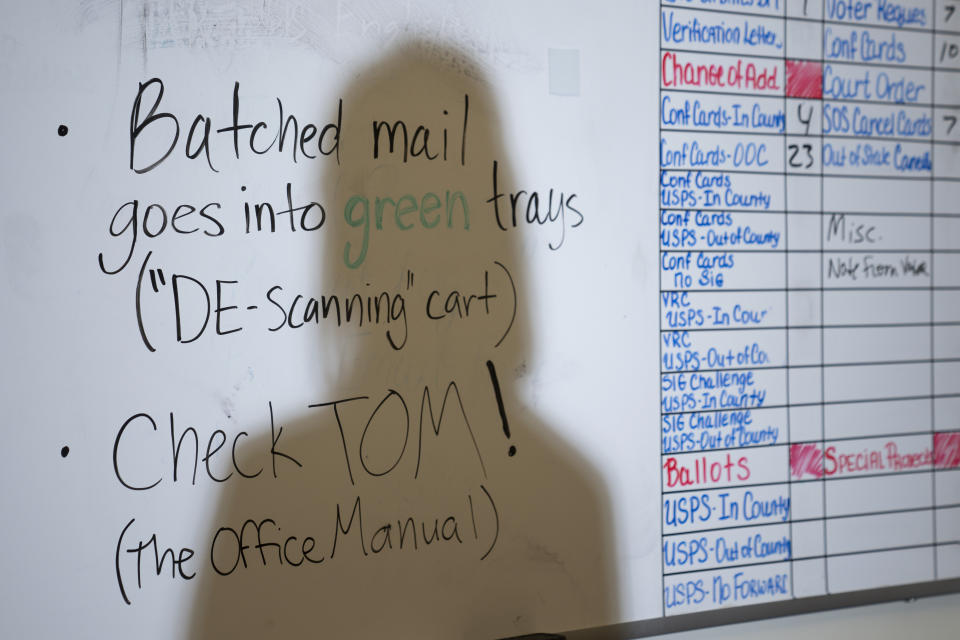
[188,38,618,640]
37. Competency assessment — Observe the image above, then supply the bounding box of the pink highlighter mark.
[935,432,960,469]
[790,442,823,479]
[785,60,822,99]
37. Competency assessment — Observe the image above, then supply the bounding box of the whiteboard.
[0,1,957,638]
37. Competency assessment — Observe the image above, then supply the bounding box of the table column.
[933,0,960,580]
[819,0,936,592]
[659,1,792,614]
[784,0,827,601]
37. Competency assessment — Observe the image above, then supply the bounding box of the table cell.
[790,404,824,442]
[661,131,785,173]
[826,472,934,516]
[660,210,785,252]
[660,0,785,18]
[826,547,935,592]
[786,20,824,60]
[787,252,822,288]
[934,180,960,214]
[825,397,932,439]
[824,362,931,402]
[934,216,960,249]
[662,406,787,454]
[661,170,784,210]
[935,468,960,506]
[786,214,823,256]
[663,563,792,615]
[789,366,823,406]
[661,6,785,56]
[934,361,960,394]
[825,0,932,30]
[662,328,785,372]
[823,139,932,177]
[661,250,787,291]
[822,63,932,105]
[935,505,960,541]
[825,212,931,250]
[786,176,822,213]
[661,92,788,134]
[661,51,785,96]
[825,289,931,324]
[661,290,786,330]
[935,398,960,431]
[824,23,933,68]
[663,523,792,574]
[824,324,931,364]
[934,34,960,70]
[824,101,934,139]
[793,519,826,558]
[935,69,960,104]
[934,143,960,178]
[934,432,960,468]
[792,479,826,520]
[663,484,792,535]
[787,327,822,366]
[934,253,960,287]
[935,517,960,574]
[663,445,789,493]
[825,175,931,213]
[936,2,960,33]
[787,98,823,136]
[824,251,932,288]
[934,290,960,323]
[661,367,786,414]
[934,106,960,141]
[934,324,960,358]
[826,510,934,554]
[786,136,822,174]
[792,557,827,598]
[937,543,960,578]
[788,290,822,326]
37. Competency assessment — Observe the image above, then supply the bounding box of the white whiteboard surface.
[0,1,958,639]
[658,593,960,640]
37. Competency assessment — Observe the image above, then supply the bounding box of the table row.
[663,509,960,576]
[661,250,960,289]
[661,52,960,104]
[662,4,960,63]
[662,400,960,453]
[661,92,960,140]
[662,435,960,490]
[661,210,960,252]
[660,0,960,30]
[662,472,960,533]
[661,289,960,329]
[661,325,960,371]
[663,544,960,615]
[661,133,959,176]
[661,171,960,212]
[661,363,960,412]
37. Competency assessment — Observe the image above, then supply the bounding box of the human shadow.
[189,39,618,640]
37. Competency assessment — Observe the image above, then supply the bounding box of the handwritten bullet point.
[57,125,68,136]
[60,446,70,458]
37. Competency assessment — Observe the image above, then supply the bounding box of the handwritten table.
[658,0,960,615]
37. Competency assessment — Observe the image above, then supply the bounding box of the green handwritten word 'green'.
[343,190,470,268]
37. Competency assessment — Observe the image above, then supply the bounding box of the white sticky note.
[548,48,580,96]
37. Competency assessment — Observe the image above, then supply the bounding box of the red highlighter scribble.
[935,432,960,469]
[790,442,823,479]
[785,60,823,99]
